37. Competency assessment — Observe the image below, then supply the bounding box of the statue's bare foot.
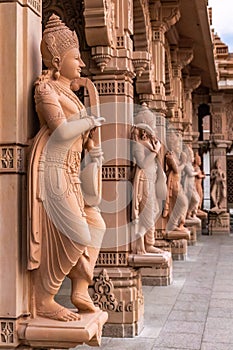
[132,235,146,254]
[72,292,99,313]
[145,244,164,254]
[135,247,147,254]
[37,301,80,322]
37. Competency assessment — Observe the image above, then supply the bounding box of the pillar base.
[89,267,144,338]
[197,211,208,235]
[102,318,144,338]
[185,220,199,246]
[208,211,230,234]
[171,239,188,260]
[139,253,173,286]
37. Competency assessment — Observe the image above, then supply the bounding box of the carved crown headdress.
[134,105,156,131]
[41,14,79,62]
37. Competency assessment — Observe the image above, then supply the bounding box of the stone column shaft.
[0,1,41,348]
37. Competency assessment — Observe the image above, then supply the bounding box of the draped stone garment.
[132,142,166,244]
[28,78,105,294]
[164,153,188,231]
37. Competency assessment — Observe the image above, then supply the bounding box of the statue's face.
[60,48,85,80]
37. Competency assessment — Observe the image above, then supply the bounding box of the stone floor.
[72,233,233,350]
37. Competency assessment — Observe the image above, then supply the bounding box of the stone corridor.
[74,233,233,350]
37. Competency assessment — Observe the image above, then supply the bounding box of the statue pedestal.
[134,253,173,286]
[197,210,208,235]
[154,233,188,261]
[208,211,230,234]
[18,310,108,349]
[187,225,197,246]
[185,218,201,246]
[163,231,190,260]
[89,267,144,338]
[170,239,188,261]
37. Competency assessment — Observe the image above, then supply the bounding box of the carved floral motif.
[0,321,14,344]
[92,269,118,311]
[0,146,24,173]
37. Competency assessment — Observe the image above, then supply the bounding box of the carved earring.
[54,70,60,80]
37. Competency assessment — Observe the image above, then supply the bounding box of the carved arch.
[133,0,151,52]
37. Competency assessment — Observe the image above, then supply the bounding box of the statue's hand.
[94,116,105,127]
[88,116,105,128]
[70,78,82,91]
[89,146,104,166]
[155,140,161,152]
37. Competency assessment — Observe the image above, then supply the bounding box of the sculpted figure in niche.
[131,108,167,254]
[163,131,189,237]
[28,14,105,321]
[181,145,201,223]
[210,158,227,211]
[193,152,206,214]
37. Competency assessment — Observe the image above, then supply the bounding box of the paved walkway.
[74,233,233,350]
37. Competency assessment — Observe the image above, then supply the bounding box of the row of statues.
[27,14,227,323]
[131,108,227,254]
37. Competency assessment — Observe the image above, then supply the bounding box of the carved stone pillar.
[208,94,230,233]
[210,95,230,196]
[183,74,201,143]
[149,1,180,114]
[169,45,193,131]
[83,0,145,337]
[0,1,41,348]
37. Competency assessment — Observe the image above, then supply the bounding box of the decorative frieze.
[17,0,41,15]
[27,0,41,14]
[95,81,133,96]
[102,166,131,181]
[0,145,25,173]
[96,252,128,266]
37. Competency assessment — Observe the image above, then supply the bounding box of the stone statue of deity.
[27,14,106,321]
[131,108,167,254]
[210,158,227,211]
[193,152,206,215]
[181,145,201,223]
[163,131,190,238]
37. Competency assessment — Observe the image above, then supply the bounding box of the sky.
[209,0,233,52]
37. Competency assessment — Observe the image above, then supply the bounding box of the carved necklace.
[52,79,86,116]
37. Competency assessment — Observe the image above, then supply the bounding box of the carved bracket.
[132,51,150,77]
[184,75,202,93]
[178,47,194,69]
[84,0,115,47]
[91,46,113,72]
